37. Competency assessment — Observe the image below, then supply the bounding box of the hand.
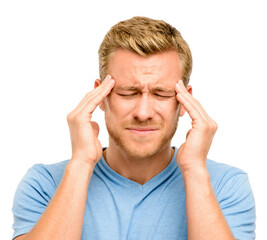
[175,80,218,174]
[67,75,115,166]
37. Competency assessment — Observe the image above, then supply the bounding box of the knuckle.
[202,119,217,133]
[67,112,80,124]
[85,92,92,98]
[73,114,83,123]
[67,112,73,123]
[208,118,218,131]
[85,89,94,97]
[213,121,218,131]
[203,123,210,132]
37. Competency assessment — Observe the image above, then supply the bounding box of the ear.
[94,79,105,111]
[179,85,192,117]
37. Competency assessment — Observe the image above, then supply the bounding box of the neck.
[103,141,175,185]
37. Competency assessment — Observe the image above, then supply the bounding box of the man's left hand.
[175,80,218,174]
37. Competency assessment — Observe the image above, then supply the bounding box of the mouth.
[126,127,159,135]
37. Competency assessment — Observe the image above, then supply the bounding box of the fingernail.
[176,81,182,88]
[105,75,111,81]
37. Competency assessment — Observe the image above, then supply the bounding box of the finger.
[74,75,115,116]
[82,77,115,114]
[176,93,201,121]
[91,121,100,137]
[76,75,114,111]
[176,80,207,116]
[175,84,202,121]
[186,129,191,139]
[175,80,210,121]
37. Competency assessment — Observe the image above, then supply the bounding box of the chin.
[106,120,177,159]
[113,137,170,160]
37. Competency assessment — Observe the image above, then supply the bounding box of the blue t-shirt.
[12,147,256,240]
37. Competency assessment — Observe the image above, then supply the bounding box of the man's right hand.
[67,75,115,166]
[14,75,115,240]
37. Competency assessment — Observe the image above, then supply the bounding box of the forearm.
[25,160,95,240]
[182,167,235,240]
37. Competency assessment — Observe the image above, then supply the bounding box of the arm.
[14,75,115,240]
[15,161,94,240]
[183,167,235,240]
[175,80,235,240]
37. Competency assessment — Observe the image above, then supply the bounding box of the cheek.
[159,101,180,127]
[157,99,179,115]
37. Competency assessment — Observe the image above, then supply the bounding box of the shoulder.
[206,160,256,239]
[206,159,250,193]
[13,160,70,213]
[206,159,247,183]
[206,159,254,205]
[12,160,69,239]
[30,159,69,180]
[18,160,70,195]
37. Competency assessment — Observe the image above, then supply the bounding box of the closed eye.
[117,93,138,97]
[117,93,174,98]
[154,93,173,98]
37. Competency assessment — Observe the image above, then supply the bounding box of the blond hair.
[98,16,192,85]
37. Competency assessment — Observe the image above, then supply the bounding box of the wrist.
[70,154,98,167]
[181,165,210,182]
[182,166,212,198]
[67,158,96,176]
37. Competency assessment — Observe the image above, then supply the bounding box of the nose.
[132,94,154,122]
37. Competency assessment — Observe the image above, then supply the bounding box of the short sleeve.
[12,165,57,239]
[216,172,256,240]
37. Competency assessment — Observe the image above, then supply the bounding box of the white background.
[1,0,266,239]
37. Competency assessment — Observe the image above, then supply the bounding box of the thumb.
[186,129,192,139]
[91,121,100,137]
[176,143,184,161]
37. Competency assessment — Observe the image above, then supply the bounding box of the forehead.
[107,49,182,89]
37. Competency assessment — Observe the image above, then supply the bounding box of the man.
[12,16,256,240]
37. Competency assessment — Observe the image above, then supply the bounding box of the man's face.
[103,49,183,159]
